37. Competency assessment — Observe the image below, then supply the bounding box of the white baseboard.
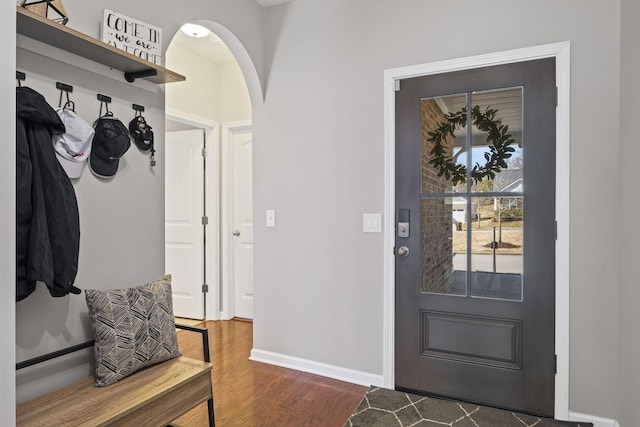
[569,411,620,427]
[249,349,383,387]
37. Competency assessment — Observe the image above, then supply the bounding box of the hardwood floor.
[173,319,368,427]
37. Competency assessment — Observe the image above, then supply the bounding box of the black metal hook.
[16,71,26,87]
[132,103,145,117]
[97,94,113,117]
[56,82,74,111]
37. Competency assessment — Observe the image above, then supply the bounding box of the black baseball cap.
[89,117,131,178]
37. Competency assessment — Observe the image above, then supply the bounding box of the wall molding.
[383,41,571,421]
[250,349,384,388]
[165,110,220,321]
[220,120,252,321]
[166,109,219,130]
[569,411,620,427]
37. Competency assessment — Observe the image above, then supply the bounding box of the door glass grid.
[420,88,524,301]
[420,197,465,296]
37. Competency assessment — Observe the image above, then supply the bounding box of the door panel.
[165,129,205,319]
[230,127,254,319]
[422,311,522,370]
[395,59,556,416]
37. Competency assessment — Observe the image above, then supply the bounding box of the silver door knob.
[233,230,241,236]
[397,246,409,257]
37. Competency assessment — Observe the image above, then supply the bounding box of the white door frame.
[165,110,220,321]
[220,120,253,320]
[382,42,571,420]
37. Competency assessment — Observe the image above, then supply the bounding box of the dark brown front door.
[395,58,556,416]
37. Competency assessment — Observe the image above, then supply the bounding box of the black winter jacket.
[16,87,81,301]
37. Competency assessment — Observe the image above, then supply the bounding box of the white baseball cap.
[53,109,95,179]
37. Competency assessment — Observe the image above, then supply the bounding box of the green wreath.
[427,105,516,186]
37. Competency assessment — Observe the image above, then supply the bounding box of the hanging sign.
[101,9,163,65]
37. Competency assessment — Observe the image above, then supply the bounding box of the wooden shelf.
[16,7,185,84]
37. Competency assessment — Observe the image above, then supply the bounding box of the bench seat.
[17,356,213,427]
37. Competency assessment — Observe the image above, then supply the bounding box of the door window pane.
[470,88,523,193]
[470,197,523,301]
[421,94,467,194]
[421,197,466,296]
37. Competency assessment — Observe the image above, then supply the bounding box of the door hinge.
[554,86,558,107]
[394,80,400,92]
[555,220,558,240]
[202,147,207,157]
[202,283,209,293]
[202,216,209,225]
[554,354,557,374]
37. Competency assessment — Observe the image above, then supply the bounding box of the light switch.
[266,210,276,227]
[363,213,382,233]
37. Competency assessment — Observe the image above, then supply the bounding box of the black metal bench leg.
[174,324,215,426]
[208,397,215,427]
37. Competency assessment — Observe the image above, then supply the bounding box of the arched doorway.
[164,21,259,321]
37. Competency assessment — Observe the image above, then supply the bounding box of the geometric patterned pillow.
[84,274,181,386]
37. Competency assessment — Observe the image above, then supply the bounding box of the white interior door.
[165,129,205,319]
[227,124,253,319]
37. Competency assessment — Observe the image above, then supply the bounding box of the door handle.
[397,246,410,257]
[233,230,241,236]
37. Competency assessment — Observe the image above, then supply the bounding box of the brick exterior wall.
[421,99,455,294]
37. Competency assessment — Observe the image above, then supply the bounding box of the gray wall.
[256,0,622,421]
[2,0,16,423]
[6,0,638,424]
[618,0,639,426]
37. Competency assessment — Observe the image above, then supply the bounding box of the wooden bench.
[16,325,215,427]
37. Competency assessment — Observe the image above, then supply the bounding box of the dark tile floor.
[345,387,592,427]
